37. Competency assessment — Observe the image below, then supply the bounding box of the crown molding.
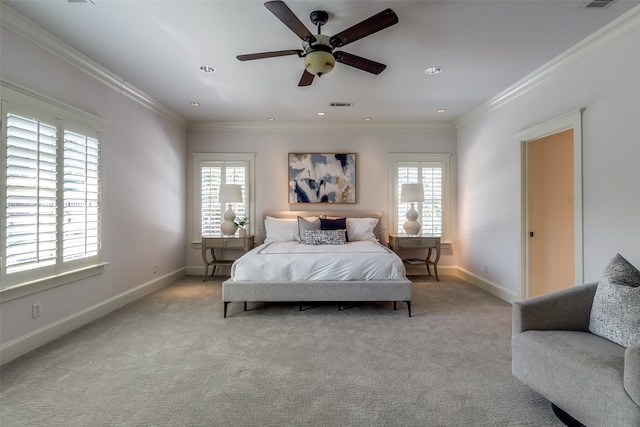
[455,4,640,130]
[1,3,188,127]
[188,121,456,131]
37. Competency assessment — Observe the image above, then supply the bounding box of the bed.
[221,211,412,317]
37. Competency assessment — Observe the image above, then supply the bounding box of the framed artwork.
[288,153,356,203]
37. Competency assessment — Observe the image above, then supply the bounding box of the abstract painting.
[288,153,356,203]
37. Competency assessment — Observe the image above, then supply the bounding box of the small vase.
[238,228,247,238]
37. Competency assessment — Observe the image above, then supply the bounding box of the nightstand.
[388,234,441,281]
[201,235,254,281]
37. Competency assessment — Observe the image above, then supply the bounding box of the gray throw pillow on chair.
[589,254,640,347]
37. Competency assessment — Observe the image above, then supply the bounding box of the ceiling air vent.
[580,0,617,9]
[329,102,353,107]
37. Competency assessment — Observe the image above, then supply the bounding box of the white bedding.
[230,241,406,282]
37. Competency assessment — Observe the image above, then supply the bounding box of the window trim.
[1,80,106,295]
[192,152,256,243]
[388,153,451,241]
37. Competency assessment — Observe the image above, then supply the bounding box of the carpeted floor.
[0,276,562,426]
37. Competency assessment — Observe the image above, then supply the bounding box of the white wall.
[456,21,640,299]
[186,125,458,270]
[0,27,188,352]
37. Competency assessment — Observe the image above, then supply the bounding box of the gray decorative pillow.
[601,253,640,286]
[304,229,346,245]
[297,216,320,243]
[589,254,640,347]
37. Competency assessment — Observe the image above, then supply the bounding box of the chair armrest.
[625,343,640,406]
[512,283,598,335]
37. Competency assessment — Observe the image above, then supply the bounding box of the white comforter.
[230,241,406,282]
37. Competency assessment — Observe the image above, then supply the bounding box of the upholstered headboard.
[263,210,384,241]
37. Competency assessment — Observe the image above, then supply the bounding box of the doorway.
[528,130,574,296]
[515,109,584,300]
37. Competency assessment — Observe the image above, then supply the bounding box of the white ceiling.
[3,0,639,123]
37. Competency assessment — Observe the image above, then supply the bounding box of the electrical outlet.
[153,263,158,273]
[255,223,260,231]
[32,302,41,319]
[484,265,489,274]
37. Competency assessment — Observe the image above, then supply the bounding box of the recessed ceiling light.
[190,102,200,107]
[199,65,215,73]
[437,109,446,113]
[317,112,326,116]
[364,117,371,121]
[267,117,275,121]
[425,66,444,75]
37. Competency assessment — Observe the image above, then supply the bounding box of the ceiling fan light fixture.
[304,50,335,76]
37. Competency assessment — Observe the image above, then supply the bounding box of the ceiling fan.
[237,1,399,87]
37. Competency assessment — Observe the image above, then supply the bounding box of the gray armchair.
[512,283,640,427]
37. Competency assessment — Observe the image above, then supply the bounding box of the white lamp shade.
[400,183,424,202]
[219,184,243,204]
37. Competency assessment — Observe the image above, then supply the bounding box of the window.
[388,154,451,239]
[193,153,255,241]
[1,83,104,293]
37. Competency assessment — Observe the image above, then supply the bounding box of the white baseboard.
[455,268,518,304]
[0,268,186,366]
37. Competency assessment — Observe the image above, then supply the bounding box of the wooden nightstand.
[388,234,441,281]
[201,235,254,281]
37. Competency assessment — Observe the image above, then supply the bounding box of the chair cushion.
[589,254,640,347]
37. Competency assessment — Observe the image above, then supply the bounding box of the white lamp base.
[403,202,422,236]
[220,203,239,236]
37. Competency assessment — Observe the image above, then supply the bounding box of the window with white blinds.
[2,86,103,290]
[5,112,59,274]
[388,154,451,238]
[63,129,100,262]
[201,163,247,236]
[193,153,255,240]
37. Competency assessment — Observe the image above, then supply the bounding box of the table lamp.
[219,184,243,236]
[400,183,424,236]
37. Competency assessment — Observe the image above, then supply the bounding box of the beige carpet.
[1,276,562,426]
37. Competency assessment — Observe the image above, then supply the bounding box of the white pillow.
[346,217,379,241]
[264,217,299,243]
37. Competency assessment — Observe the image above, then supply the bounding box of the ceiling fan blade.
[330,8,398,48]
[333,51,387,75]
[264,1,316,43]
[298,69,315,86]
[236,49,303,61]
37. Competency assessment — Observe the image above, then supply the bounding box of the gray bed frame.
[221,210,412,317]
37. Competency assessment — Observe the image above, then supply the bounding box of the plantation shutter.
[396,162,443,236]
[5,110,58,274]
[421,166,443,235]
[63,127,100,262]
[201,161,247,236]
[2,85,104,290]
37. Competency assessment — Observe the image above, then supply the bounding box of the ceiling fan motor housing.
[302,34,335,76]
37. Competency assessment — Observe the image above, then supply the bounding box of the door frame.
[514,108,584,300]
